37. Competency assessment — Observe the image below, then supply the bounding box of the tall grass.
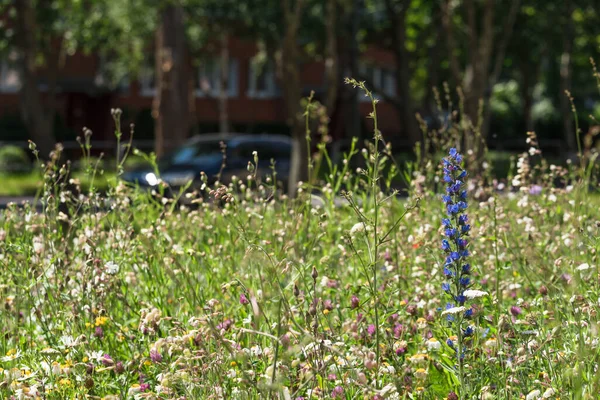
[0,82,599,399]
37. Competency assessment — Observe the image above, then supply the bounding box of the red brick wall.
[0,36,402,141]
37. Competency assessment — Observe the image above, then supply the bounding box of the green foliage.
[0,144,30,173]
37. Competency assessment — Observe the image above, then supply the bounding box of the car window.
[166,141,224,165]
[231,141,291,162]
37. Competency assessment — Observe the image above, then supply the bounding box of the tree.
[441,0,520,155]
[360,0,442,148]
[0,0,70,158]
[153,3,190,158]
[382,0,421,147]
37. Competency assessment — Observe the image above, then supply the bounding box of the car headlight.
[144,172,159,186]
[161,172,195,186]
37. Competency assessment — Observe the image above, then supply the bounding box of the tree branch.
[489,0,521,86]
[441,0,462,85]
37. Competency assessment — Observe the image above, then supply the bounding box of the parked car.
[121,133,292,192]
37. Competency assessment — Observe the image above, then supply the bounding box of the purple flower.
[510,306,522,317]
[332,386,344,398]
[393,324,404,338]
[101,354,113,366]
[150,349,162,363]
[115,361,125,374]
[367,324,376,336]
[350,295,360,309]
[217,319,233,331]
[239,293,249,305]
[94,326,104,339]
[529,185,543,195]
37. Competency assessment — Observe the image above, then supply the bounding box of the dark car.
[122,133,292,191]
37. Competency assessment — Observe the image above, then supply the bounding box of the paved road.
[0,197,41,210]
[0,195,354,212]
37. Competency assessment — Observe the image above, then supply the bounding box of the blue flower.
[447,204,459,215]
[440,147,480,358]
[445,228,457,238]
[441,240,451,251]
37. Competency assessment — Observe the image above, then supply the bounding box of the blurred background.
[0,0,598,193]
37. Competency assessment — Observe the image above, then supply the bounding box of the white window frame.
[247,61,278,99]
[140,56,156,97]
[359,62,397,102]
[0,59,21,93]
[382,69,397,98]
[195,57,239,98]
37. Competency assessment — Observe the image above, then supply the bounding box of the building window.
[140,55,156,97]
[95,56,130,95]
[359,62,396,101]
[247,61,278,99]
[0,54,20,93]
[195,57,239,97]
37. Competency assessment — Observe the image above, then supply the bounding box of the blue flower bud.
[441,240,451,251]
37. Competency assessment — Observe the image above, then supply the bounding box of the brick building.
[0,37,401,147]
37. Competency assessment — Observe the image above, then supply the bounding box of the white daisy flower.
[441,306,466,316]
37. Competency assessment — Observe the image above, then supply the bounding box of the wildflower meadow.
[1,82,600,399]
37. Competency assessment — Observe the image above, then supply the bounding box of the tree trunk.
[324,0,339,113]
[388,0,420,148]
[344,0,362,142]
[480,0,521,141]
[154,4,189,158]
[559,0,575,152]
[15,0,56,158]
[218,31,230,134]
[521,62,535,133]
[280,0,307,196]
[424,4,443,114]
